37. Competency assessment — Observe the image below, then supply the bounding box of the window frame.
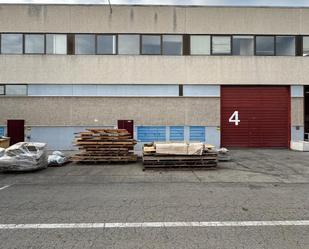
[74,33,96,55]
[45,33,68,55]
[96,34,118,55]
[211,35,232,56]
[24,33,46,55]
[254,35,275,56]
[141,34,162,55]
[0,84,5,95]
[189,34,211,56]
[232,35,255,56]
[162,34,184,56]
[275,35,296,56]
[0,32,24,55]
[117,33,141,55]
[302,36,309,56]
[4,84,28,96]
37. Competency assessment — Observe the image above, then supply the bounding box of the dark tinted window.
[276,36,295,56]
[75,35,95,54]
[97,35,116,54]
[233,36,254,56]
[1,34,23,54]
[256,36,275,55]
[162,35,182,55]
[142,35,161,54]
[25,34,45,54]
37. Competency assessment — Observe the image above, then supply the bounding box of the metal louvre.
[170,126,184,141]
[221,86,290,148]
[189,126,206,142]
[137,126,166,142]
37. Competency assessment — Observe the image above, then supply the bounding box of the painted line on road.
[0,185,11,191]
[0,220,309,229]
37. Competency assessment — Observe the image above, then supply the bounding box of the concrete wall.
[1,5,309,85]
[1,5,309,34]
[0,97,220,126]
[1,55,309,85]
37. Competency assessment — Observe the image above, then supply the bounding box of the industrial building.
[0,3,308,150]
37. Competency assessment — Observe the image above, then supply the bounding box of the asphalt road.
[0,149,308,249]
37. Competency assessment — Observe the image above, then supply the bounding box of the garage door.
[221,86,290,148]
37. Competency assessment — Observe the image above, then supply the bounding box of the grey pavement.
[0,149,309,249]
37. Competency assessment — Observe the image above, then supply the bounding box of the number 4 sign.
[229,111,240,126]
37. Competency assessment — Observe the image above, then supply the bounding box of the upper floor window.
[97,35,117,55]
[303,36,309,56]
[1,34,23,54]
[46,34,67,54]
[75,34,95,55]
[25,34,45,54]
[0,85,4,95]
[5,85,27,96]
[162,35,182,55]
[141,35,161,55]
[118,35,140,55]
[255,36,275,56]
[276,36,295,56]
[232,36,254,56]
[212,36,231,55]
[190,35,210,55]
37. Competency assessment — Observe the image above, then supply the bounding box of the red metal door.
[7,119,25,145]
[221,86,290,148]
[117,120,134,138]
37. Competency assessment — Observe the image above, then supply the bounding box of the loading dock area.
[221,86,290,148]
[0,149,309,248]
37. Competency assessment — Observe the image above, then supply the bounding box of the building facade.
[0,4,307,150]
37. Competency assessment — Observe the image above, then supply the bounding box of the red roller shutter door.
[221,86,290,148]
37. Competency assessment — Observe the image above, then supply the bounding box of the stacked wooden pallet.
[143,143,218,170]
[72,129,137,163]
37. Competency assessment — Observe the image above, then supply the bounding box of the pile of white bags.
[48,151,68,166]
[0,142,48,172]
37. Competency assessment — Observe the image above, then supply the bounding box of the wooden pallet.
[73,128,137,164]
[143,153,218,169]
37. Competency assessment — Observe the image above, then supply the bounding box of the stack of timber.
[143,142,218,170]
[72,129,137,163]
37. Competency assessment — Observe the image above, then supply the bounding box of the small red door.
[7,119,25,145]
[118,120,134,138]
[221,86,290,148]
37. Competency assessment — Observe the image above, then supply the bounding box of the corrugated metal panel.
[170,126,184,141]
[137,126,166,142]
[221,86,290,148]
[189,126,205,142]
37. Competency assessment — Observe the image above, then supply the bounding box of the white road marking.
[0,185,11,191]
[0,220,308,229]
